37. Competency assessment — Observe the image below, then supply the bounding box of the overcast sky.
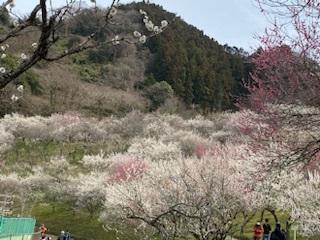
[9,0,268,50]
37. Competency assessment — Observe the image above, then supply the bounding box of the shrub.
[144,81,174,110]
[18,71,43,95]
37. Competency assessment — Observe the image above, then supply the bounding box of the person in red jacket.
[39,223,48,238]
[253,222,264,240]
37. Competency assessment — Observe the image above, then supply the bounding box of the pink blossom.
[109,155,147,182]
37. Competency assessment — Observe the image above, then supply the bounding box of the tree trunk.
[260,209,265,222]
[265,208,278,223]
[285,219,291,240]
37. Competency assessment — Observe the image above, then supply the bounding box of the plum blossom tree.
[242,0,320,168]
[284,172,320,236]
[229,121,320,238]
[102,143,260,240]
[74,172,106,217]
[0,173,42,215]
[28,156,78,212]
[4,111,320,238]
[127,137,181,162]
[0,124,14,155]
[256,169,320,237]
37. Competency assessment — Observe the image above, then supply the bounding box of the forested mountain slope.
[0,2,249,116]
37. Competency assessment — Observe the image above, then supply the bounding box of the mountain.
[138,3,249,111]
[0,2,249,117]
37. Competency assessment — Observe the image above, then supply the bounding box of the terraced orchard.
[0,111,319,240]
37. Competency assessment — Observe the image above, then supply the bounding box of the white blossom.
[0,67,6,74]
[12,20,18,27]
[143,18,149,24]
[161,20,168,28]
[153,26,161,34]
[139,35,147,44]
[112,35,120,45]
[11,94,19,102]
[1,46,6,51]
[109,7,117,17]
[139,9,147,15]
[17,85,24,93]
[20,53,27,60]
[145,21,154,32]
[1,53,6,59]
[133,31,142,38]
[31,42,38,49]
[128,137,182,161]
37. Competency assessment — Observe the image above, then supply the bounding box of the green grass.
[232,211,319,240]
[31,203,139,240]
[11,201,320,240]
[30,204,320,240]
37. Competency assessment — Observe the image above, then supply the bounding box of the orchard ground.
[29,203,318,240]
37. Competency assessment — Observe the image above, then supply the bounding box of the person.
[64,230,71,240]
[57,230,65,240]
[253,222,264,240]
[39,224,48,236]
[263,218,272,240]
[270,223,286,240]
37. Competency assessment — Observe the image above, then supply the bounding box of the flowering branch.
[0,0,169,89]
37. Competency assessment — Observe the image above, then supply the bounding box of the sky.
[9,0,268,50]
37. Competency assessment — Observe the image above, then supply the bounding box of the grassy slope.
[31,203,139,240]
[31,204,319,240]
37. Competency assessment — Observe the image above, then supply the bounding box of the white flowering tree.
[74,172,107,218]
[228,130,320,238]
[284,172,320,236]
[257,169,320,237]
[27,156,78,212]
[0,0,168,90]
[2,111,320,238]
[102,144,260,240]
[0,173,42,215]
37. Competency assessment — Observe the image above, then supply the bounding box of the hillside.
[0,2,249,117]
[0,111,317,240]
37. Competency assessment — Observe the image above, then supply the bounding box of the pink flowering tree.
[240,0,320,169]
